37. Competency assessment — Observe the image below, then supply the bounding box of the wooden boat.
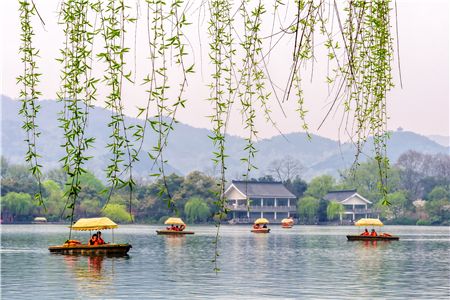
[156,229,195,235]
[281,218,294,228]
[48,243,132,255]
[347,234,399,241]
[251,217,270,233]
[348,218,399,241]
[48,217,132,255]
[251,228,270,233]
[157,217,194,235]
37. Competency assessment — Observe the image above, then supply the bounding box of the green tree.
[0,192,35,222]
[341,160,400,204]
[297,196,319,224]
[78,198,101,218]
[102,204,132,223]
[425,199,450,225]
[285,176,307,198]
[388,191,407,219]
[42,179,65,221]
[304,175,335,199]
[184,197,211,223]
[327,202,345,222]
[174,171,218,214]
[427,186,448,201]
[1,163,39,196]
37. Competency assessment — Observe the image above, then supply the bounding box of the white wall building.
[323,189,376,222]
[224,181,297,223]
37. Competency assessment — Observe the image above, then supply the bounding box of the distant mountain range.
[427,135,450,148]
[2,95,449,180]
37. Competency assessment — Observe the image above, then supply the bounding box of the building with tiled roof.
[323,189,376,222]
[224,180,297,223]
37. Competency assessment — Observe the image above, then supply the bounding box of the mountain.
[2,95,449,180]
[427,135,450,148]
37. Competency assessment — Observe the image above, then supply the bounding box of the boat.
[281,217,294,229]
[156,217,194,235]
[48,243,132,255]
[251,218,270,233]
[48,217,132,255]
[33,217,48,224]
[346,218,399,241]
[346,234,399,241]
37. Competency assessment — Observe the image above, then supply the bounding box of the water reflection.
[1,225,449,299]
[62,255,124,298]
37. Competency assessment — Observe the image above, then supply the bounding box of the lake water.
[1,225,449,299]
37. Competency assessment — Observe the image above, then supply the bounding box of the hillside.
[2,96,449,180]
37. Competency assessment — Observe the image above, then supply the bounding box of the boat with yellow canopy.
[251,218,270,233]
[48,217,132,255]
[281,217,294,228]
[347,218,399,241]
[156,217,194,235]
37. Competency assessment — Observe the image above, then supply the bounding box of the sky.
[1,0,448,141]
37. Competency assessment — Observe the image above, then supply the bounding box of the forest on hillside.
[1,150,449,225]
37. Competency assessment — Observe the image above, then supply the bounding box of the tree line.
[1,150,449,225]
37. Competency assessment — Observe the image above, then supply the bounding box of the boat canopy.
[355,218,383,226]
[70,217,118,231]
[254,218,269,225]
[281,218,293,224]
[164,217,185,225]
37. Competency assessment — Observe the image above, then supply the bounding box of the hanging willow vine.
[18,0,398,266]
[17,0,45,208]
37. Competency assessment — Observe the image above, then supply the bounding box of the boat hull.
[281,224,293,228]
[346,235,399,241]
[251,228,270,233]
[156,230,194,235]
[48,243,132,255]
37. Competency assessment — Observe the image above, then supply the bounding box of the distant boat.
[48,217,132,255]
[156,217,194,235]
[346,218,399,241]
[33,217,47,224]
[251,218,270,233]
[281,217,294,229]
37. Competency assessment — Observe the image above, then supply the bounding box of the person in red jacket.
[97,231,105,245]
[361,229,370,236]
[370,229,378,237]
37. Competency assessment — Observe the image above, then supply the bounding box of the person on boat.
[253,224,260,230]
[89,234,99,246]
[179,224,186,231]
[97,231,105,245]
[370,229,378,237]
[361,229,370,236]
[262,224,267,229]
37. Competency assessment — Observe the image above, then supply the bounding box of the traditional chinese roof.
[226,181,296,199]
[323,189,372,204]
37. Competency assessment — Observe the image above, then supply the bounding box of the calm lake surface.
[1,225,449,299]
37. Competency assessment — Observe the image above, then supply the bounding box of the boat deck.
[48,243,132,255]
[156,230,195,235]
[346,235,399,241]
[251,228,271,233]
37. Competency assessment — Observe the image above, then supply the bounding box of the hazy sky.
[1,0,448,141]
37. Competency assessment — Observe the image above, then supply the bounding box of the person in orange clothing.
[360,228,370,236]
[88,234,99,246]
[370,229,378,237]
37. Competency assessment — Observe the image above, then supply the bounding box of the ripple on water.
[1,224,449,299]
